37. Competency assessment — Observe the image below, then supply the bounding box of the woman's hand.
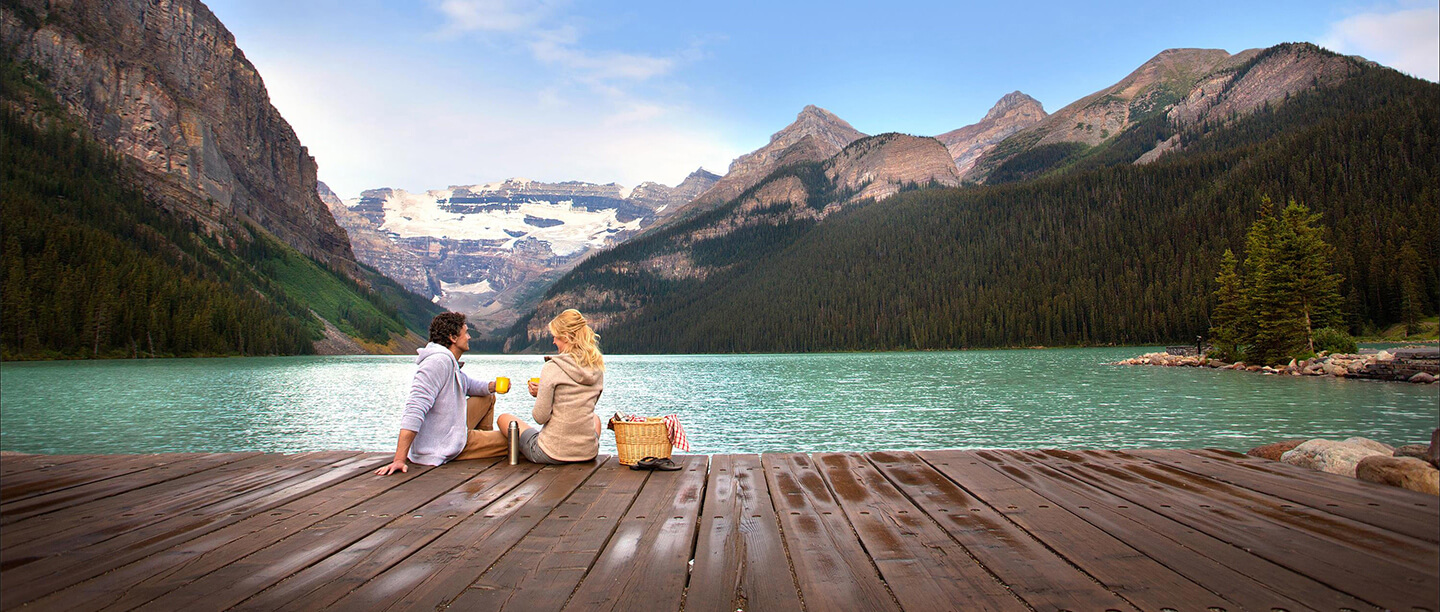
[528,379,539,397]
[375,459,408,476]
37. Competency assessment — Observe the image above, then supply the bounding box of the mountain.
[936,91,1047,177]
[673,105,867,219]
[504,131,962,350]
[319,182,439,299]
[330,170,718,335]
[504,43,1437,354]
[1,0,440,358]
[0,0,356,276]
[967,44,1366,183]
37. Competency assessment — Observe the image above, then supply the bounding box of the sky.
[204,0,1440,199]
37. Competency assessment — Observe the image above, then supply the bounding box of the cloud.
[434,0,558,32]
[530,26,676,83]
[1321,5,1439,81]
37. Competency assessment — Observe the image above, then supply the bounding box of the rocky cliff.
[936,91,1047,178]
[966,44,1373,181]
[0,0,357,276]
[681,105,866,213]
[828,134,962,202]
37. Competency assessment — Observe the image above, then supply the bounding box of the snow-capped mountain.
[332,170,718,335]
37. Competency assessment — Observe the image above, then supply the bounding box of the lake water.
[2,347,1436,456]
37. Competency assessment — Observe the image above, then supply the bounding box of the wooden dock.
[1,449,1436,611]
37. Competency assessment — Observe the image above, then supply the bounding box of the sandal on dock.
[630,456,681,471]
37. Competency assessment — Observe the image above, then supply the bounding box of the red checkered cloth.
[662,414,689,452]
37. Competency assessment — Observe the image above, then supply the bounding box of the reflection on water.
[2,348,1436,455]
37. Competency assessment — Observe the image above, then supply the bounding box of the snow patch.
[441,279,493,294]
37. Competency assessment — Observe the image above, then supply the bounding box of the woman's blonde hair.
[549,309,604,369]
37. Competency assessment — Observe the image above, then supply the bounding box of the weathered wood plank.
[1025,449,1438,611]
[1,454,193,502]
[919,450,1237,611]
[0,454,97,477]
[560,455,707,612]
[16,454,400,612]
[814,452,1029,611]
[2,451,287,562]
[979,450,1372,611]
[447,457,648,611]
[761,453,900,612]
[1062,449,1439,571]
[232,459,540,611]
[329,459,605,611]
[1,453,255,526]
[1138,448,1439,542]
[130,458,498,612]
[0,452,378,609]
[1196,447,1440,509]
[685,454,802,612]
[866,451,1137,611]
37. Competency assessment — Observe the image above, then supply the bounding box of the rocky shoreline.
[1246,430,1440,496]
[1113,348,1440,384]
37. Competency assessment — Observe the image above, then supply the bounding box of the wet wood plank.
[561,455,706,612]
[448,457,647,611]
[762,453,900,612]
[1,449,1433,612]
[813,452,1028,611]
[0,454,98,477]
[0,452,379,609]
[331,459,605,611]
[1137,448,1440,542]
[129,458,497,612]
[1022,449,1438,611]
[685,454,802,612]
[233,459,539,611]
[21,455,402,612]
[866,451,1137,611]
[1,453,255,526]
[920,450,1238,611]
[978,450,1371,611]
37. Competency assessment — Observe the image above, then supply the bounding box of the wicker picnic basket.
[611,417,672,466]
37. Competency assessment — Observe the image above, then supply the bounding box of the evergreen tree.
[1278,201,1344,351]
[1209,249,1245,362]
[1241,199,1345,364]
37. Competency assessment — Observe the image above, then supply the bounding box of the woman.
[497,309,604,464]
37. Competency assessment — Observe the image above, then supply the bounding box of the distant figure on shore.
[496,309,605,464]
[376,312,507,475]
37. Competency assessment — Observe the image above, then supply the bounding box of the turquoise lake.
[2,347,1436,456]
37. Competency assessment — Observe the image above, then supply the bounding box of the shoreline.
[1114,347,1440,384]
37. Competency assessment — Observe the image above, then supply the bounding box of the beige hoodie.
[534,353,604,462]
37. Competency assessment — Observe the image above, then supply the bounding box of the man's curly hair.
[428,312,468,346]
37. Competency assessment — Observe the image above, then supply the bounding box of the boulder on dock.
[1356,456,1440,496]
[1280,439,1392,477]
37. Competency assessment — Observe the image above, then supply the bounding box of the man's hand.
[528,379,539,397]
[375,459,408,476]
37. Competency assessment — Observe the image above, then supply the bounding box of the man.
[376,312,508,475]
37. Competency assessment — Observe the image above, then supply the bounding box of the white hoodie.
[398,342,491,465]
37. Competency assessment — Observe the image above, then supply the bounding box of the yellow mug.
[528,377,540,386]
[495,377,510,394]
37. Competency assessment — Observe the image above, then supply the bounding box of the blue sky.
[205,0,1440,198]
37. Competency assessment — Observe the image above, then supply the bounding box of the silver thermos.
[508,421,519,465]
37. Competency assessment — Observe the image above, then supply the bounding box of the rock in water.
[1356,456,1440,495]
[1246,440,1307,461]
[1409,372,1436,384]
[1394,444,1431,460]
[1342,437,1395,453]
[1281,439,1391,477]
